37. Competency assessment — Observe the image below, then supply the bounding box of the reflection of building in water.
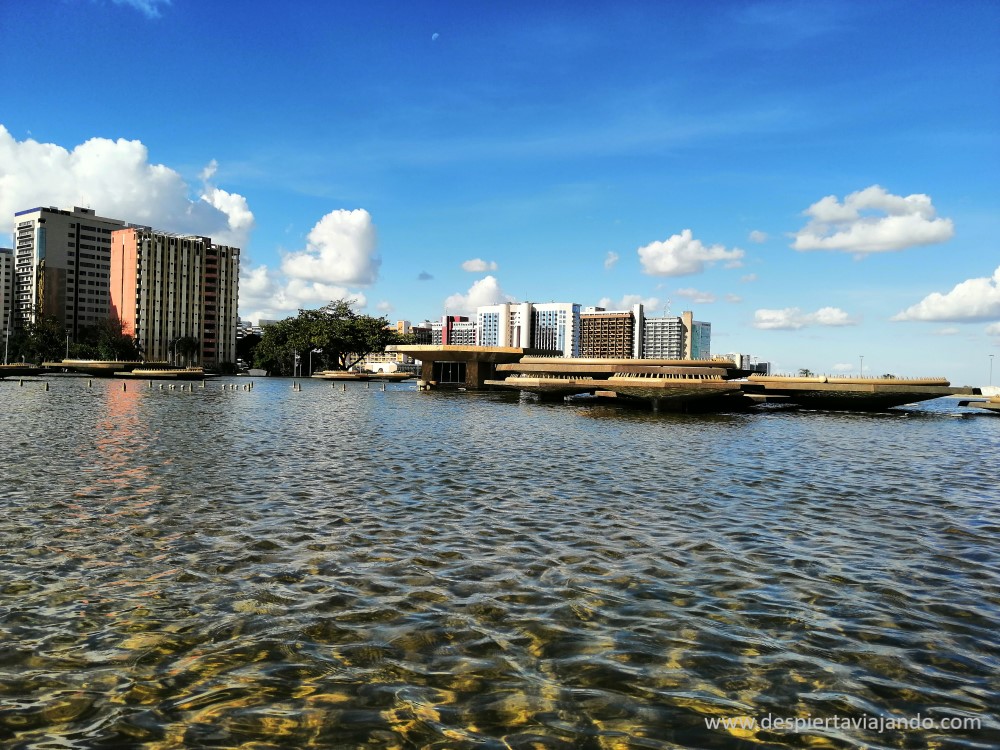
[111,228,240,366]
[87,381,157,503]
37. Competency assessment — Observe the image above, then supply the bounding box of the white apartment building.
[477,302,533,348]
[12,206,128,340]
[641,310,711,359]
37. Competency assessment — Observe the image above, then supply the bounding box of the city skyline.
[1,1,997,385]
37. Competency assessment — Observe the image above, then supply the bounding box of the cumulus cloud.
[376,300,394,313]
[676,287,717,304]
[417,271,434,281]
[753,306,859,330]
[793,185,954,254]
[240,209,379,323]
[741,273,758,283]
[461,258,498,272]
[239,264,367,325]
[986,323,1000,336]
[443,276,514,315]
[280,209,379,286]
[0,125,253,248]
[934,327,961,336]
[725,293,743,303]
[832,363,854,373]
[604,251,620,270]
[892,266,1000,322]
[597,294,661,311]
[638,229,744,276]
[749,230,768,243]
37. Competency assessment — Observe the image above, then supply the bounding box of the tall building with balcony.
[579,304,644,358]
[11,206,128,340]
[641,310,711,359]
[110,228,240,366]
[1,248,13,357]
[477,302,533,348]
[531,302,580,357]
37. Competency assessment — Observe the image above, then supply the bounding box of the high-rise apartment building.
[431,315,476,345]
[580,309,634,358]
[474,301,582,356]
[531,302,580,357]
[1,248,13,359]
[579,304,644,358]
[11,206,128,339]
[477,303,532,348]
[110,228,240,366]
[641,310,711,359]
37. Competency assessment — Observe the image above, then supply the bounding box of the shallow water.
[1,376,998,748]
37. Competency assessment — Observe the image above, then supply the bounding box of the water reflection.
[0,378,997,747]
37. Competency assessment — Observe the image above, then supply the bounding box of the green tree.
[171,336,200,366]
[253,300,402,376]
[14,310,66,363]
[798,368,815,377]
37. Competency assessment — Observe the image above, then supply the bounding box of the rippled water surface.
[1,376,998,749]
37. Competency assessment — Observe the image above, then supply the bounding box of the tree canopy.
[253,300,403,376]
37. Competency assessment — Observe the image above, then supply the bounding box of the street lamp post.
[859,355,864,377]
[990,354,995,386]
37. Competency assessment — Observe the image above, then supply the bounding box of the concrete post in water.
[382,382,386,392]
[366,381,370,389]
[149,381,153,389]
[44,381,49,391]
[343,382,347,392]
[19,379,22,386]
[88,379,92,388]
[122,382,127,392]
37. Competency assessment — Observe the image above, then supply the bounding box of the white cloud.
[934,327,961,336]
[443,276,514,316]
[0,125,253,248]
[986,323,1000,336]
[832,363,854,372]
[793,185,954,254]
[112,0,171,18]
[239,264,366,325]
[597,294,660,311]
[280,208,380,286]
[376,300,394,313]
[725,294,743,304]
[676,287,717,304]
[741,273,758,283]
[604,251,619,270]
[638,229,744,276]
[753,306,859,330]
[749,230,768,243]
[461,258,498,272]
[893,266,1000,322]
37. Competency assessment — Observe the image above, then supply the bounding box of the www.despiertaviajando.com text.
[705,713,982,734]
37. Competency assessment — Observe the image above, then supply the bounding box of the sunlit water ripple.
[1,376,997,749]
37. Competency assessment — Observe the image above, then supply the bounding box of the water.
[1,376,997,749]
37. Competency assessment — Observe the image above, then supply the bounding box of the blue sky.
[1,0,998,385]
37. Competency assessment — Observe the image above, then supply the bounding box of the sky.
[1,0,998,385]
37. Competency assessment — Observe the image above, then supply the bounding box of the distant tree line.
[251,299,408,376]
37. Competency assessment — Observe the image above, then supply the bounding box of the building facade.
[477,302,533,348]
[580,308,635,359]
[110,228,240,366]
[1,248,12,359]
[12,206,128,340]
[639,310,710,359]
[431,315,476,346]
